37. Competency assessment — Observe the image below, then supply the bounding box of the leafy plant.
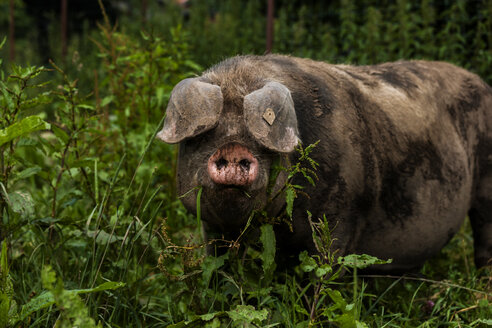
[1,12,201,326]
[157,141,395,327]
[0,241,15,328]
[0,40,52,241]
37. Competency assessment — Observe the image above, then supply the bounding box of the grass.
[1,132,491,326]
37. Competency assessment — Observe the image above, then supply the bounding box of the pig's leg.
[470,140,492,268]
[469,205,492,268]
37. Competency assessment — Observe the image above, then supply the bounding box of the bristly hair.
[202,55,270,107]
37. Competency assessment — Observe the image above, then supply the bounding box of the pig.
[157,54,492,271]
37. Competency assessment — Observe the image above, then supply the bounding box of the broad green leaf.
[294,303,309,316]
[0,293,11,328]
[16,280,125,323]
[0,116,50,147]
[0,82,14,111]
[260,224,276,279]
[471,318,492,326]
[0,241,15,328]
[12,166,41,182]
[322,289,364,328]
[51,124,70,143]
[333,313,358,328]
[101,95,113,107]
[285,186,295,218]
[266,157,282,195]
[1,240,8,278]
[8,191,34,218]
[87,229,123,245]
[325,289,348,309]
[40,266,56,291]
[202,254,227,287]
[167,312,225,328]
[35,217,61,224]
[77,281,126,294]
[315,263,333,278]
[77,104,95,111]
[299,251,317,272]
[20,92,52,109]
[199,313,218,321]
[337,254,392,269]
[227,305,268,324]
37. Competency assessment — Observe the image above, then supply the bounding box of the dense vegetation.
[0,0,491,326]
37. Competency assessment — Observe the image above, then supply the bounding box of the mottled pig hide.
[157,55,492,271]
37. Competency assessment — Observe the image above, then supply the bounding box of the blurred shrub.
[2,0,491,82]
[152,0,492,83]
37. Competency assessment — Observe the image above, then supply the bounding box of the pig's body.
[158,55,492,271]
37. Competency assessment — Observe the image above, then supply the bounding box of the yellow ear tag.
[263,107,276,125]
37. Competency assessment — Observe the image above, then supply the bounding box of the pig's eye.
[243,81,300,153]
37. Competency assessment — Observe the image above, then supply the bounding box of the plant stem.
[51,137,72,219]
[310,283,322,322]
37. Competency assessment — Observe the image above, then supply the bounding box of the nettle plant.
[0,58,51,241]
[0,40,125,327]
[0,62,98,237]
[158,142,390,327]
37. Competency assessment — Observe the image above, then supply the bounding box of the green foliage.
[0,116,50,147]
[139,0,492,84]
[0,59,53,242]
[39,265,100,328]
[6,266,123,327]
[93,22,199,130]
[1,13,201,327]
[155,144,399,327]
[0,241,15,328]
[338,254,393,270]
[259,224,276,283]
[283,141,319,219]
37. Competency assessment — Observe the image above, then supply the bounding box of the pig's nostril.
[207,143,259,186]
[239,159,250,170]
[215,158,228,170]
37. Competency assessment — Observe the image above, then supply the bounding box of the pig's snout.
[207,143,259,186]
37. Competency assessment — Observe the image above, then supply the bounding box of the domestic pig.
[157,55,492,271]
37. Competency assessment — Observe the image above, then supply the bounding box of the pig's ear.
[244,81,300,153]
[157,78,223,144]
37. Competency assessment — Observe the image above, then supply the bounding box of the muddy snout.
[207,143,259,186]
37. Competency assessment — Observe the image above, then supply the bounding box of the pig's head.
[157,77,300,236]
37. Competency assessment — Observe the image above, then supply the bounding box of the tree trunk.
[9,0,15,62]
[266,0,274,54]
[142,0,148,26]
[61,0,68,61]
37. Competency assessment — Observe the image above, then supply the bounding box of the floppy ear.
[157,78,223,144]
[243,81,300,153]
